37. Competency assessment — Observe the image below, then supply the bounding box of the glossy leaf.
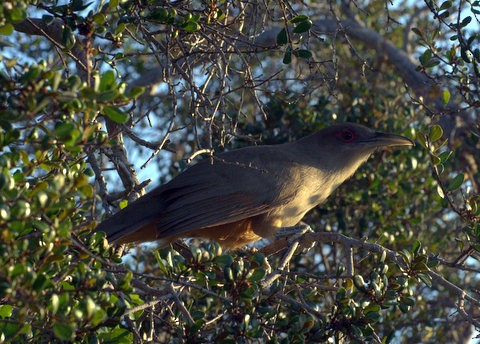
[448,173,464,191]
[429,125,443,142]
[53,323,74,341]
[442,89,450,105]
[292,19,312,33]
[283,45,292,64]
[0,24,14,35]
[276,28,288,45]
[103,105,129,123]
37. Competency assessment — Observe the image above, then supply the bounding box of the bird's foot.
[260,224,315,257]
[276,224,313,242]
[236,246,258,256]
[275,224,315,252]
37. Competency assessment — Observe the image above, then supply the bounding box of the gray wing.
[150,153,295,237]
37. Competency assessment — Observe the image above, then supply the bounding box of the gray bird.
[96,123,413,249]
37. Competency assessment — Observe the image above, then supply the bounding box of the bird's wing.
[98,146,300,243]
[150,156,295,238]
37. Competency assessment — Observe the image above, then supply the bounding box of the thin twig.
[261,240,299,288]
[169,283,195,326]
[273,292,324,319]
[124,296,172,316]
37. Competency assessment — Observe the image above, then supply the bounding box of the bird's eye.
[336,129,356,143]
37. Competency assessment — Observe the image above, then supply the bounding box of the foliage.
[0,0,479,343]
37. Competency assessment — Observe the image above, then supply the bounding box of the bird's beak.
[362,131,414,148]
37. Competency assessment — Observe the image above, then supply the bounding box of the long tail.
[95,195,162,244]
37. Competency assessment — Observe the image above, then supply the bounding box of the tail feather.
[95,195,162,243]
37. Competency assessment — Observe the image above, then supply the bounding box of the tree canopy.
[0,0,479,342]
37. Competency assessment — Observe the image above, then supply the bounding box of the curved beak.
[362,131,414,148]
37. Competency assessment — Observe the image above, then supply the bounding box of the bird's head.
[330,122,413,149]
[299,122,414,173]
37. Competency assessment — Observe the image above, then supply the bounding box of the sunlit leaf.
[0,24,14,36]
[292,19,312,33]
[429,125,443,142]
[442,89,450,105]
[103,105,129,123]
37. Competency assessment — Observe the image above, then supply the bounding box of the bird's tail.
[95,196,162,244]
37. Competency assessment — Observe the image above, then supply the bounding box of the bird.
[96,123,413,249]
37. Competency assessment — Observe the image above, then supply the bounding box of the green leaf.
[439,10,450,19]
[50,294,59,314]
[418,273,432,288]
[276,28,288,45]
[402,296,415,306]
[149,8,169,22]
[438,150,452,163]
[461,16,472,27]
[91,308,107,326]
[283,46,292,64]
[290,15,309,24]
[437,185,445,198]
[6,8,27,23]
[448,173,464,191]
[292,19,312,33]
[461,47,471,63]
[32,274,49,291]
[429,125,443,142]
[119,199,129,209]
[248,268,265,282]
[100,70,116,91]
[62,25,76,50]
[251,252,265,267]
[412,240,421,254]
[419,49,432,66]
[295,49,312,59]
[103,105,129,123]
[97,90,119,102]
[79,184,94,198]
[182,21,200,32]
[379,250,386,263]
[54,122,80,144]
[440,0,452,10]
[411,27,423,38]
[127,86,145,99]
[72,0,93,12]
[353,275,366,291]
[365,310,380,322]
[98,326,132,343]
[431,154,441,166]
[400,249,412,264]
[442,89,451,105]
[115,22,126,35]
[53,323,74,341]
[0,304,13,318]
[416,132,428,149]
[93,13,106,25]
[0,24,14,36]
[215,254,234,266]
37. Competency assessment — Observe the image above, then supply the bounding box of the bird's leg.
[236,246,258,255]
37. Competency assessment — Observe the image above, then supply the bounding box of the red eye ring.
[336,129,356,143]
